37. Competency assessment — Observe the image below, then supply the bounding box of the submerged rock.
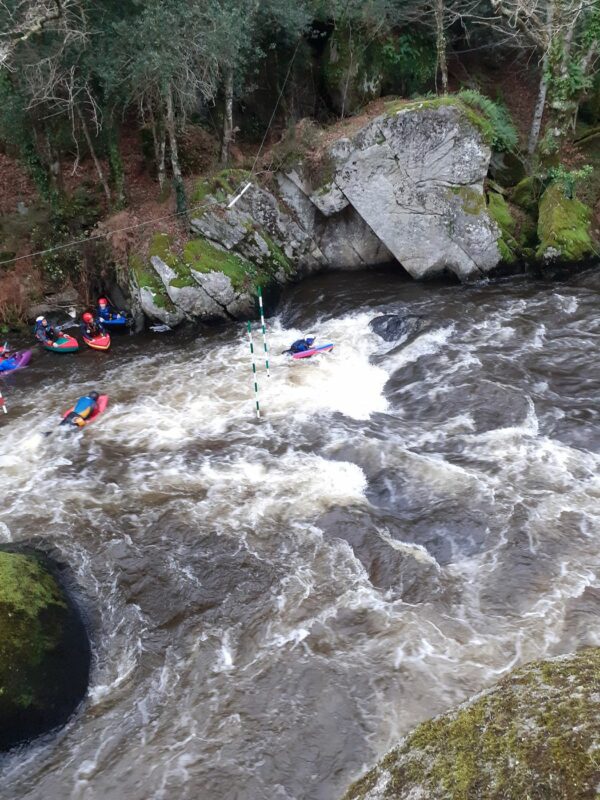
[341,649,600,800]
[0,548,90,751]
[369,314,423,342]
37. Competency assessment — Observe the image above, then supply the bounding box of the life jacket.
[290,339,312,353]
[35,323,59,343]
[72,395,97,420]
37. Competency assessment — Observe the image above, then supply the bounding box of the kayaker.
[60,391,100,428]
[97,297,126,322]
[34,316,62,347]
[80,312,105,339]
[285,337,315,355]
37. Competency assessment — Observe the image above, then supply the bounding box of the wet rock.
[27,288,79,321]
[0,548,90,751]
[369,314,423,342]
[341,648,600,800]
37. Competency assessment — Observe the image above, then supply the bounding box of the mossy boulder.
[0,549,90,751]
[511,176,543,214]
[536,183,594,263]
[342,649,600,800]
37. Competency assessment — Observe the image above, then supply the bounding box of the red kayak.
[83,332,111,351]
[62,395,109,426]
[42,335,79,353]
[292,344,334,359]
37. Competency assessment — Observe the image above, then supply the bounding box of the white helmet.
[36,315,45,323]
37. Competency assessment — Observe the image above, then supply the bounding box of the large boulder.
[333,102,500,279]
[0,548,90,751]
[130,98,509,324]
[341,649,600,800]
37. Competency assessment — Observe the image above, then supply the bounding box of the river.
[1,266,600,800]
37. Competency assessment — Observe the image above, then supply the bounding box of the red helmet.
[82,312,93,323]
[98,297,108,306]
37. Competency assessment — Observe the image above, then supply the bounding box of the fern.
[458,89,518,152]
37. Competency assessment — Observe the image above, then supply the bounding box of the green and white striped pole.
[257,286,270,378]
[0,387,6,414]
[246,321,260,419]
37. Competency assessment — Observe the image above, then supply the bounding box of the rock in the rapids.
[341,648,600,800]
[369,314,423,342]
[0,549,90,751]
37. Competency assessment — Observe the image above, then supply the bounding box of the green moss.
[487,191,524,263]
[488,192,515,234]
[148,232,196,289]
[130,253,174,311]
[536,183,594,261]
[343,649,600,800]
[385,91,517,151]
[0,552,66,711]
[261,232,293,275]
[184,237,256,291]
[449,186,486,216]
[511,176,542,213]
[191,169,251,207]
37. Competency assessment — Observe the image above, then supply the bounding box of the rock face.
[0,548,91,751]
[131,98,505,325]
[341,649,600,800]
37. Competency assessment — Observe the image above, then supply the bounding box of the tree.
[488,0,600,159]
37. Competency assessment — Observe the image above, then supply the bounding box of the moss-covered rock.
[0,549,90,751]
[487,191,520,263]
[342,649,600,800]
[511,176,543,214]
[183,237,257,292]
[190,169,251,208]
[536,183,594,262]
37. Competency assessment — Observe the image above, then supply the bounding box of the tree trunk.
[220,64,234,164]
[435,0,448,95]
[527,68,549,162]
[76,105,111,205]
[526,1,554,163]
[165,84,187,215]
[149,102,167,191]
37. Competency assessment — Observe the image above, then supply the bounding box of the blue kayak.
[100,315,129,329]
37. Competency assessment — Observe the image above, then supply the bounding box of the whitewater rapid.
[1,267,600,800]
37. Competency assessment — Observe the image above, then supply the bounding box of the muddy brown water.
[1,266,600,799]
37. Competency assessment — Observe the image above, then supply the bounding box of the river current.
[1,267,600,800]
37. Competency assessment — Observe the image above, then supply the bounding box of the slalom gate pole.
[246,321,260,419]
[0,387,6,414]
[257,287,270,378]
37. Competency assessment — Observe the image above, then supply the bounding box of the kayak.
[100,315,129,330]
[42,335,79,353]
[61,395,109,427]
[83,332,111,351]
[292,344,334,360]
[0,350,32,373]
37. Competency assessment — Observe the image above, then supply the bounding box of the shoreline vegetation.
[0,1,598,331]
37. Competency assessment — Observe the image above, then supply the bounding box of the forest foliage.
[0,0,598,324]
